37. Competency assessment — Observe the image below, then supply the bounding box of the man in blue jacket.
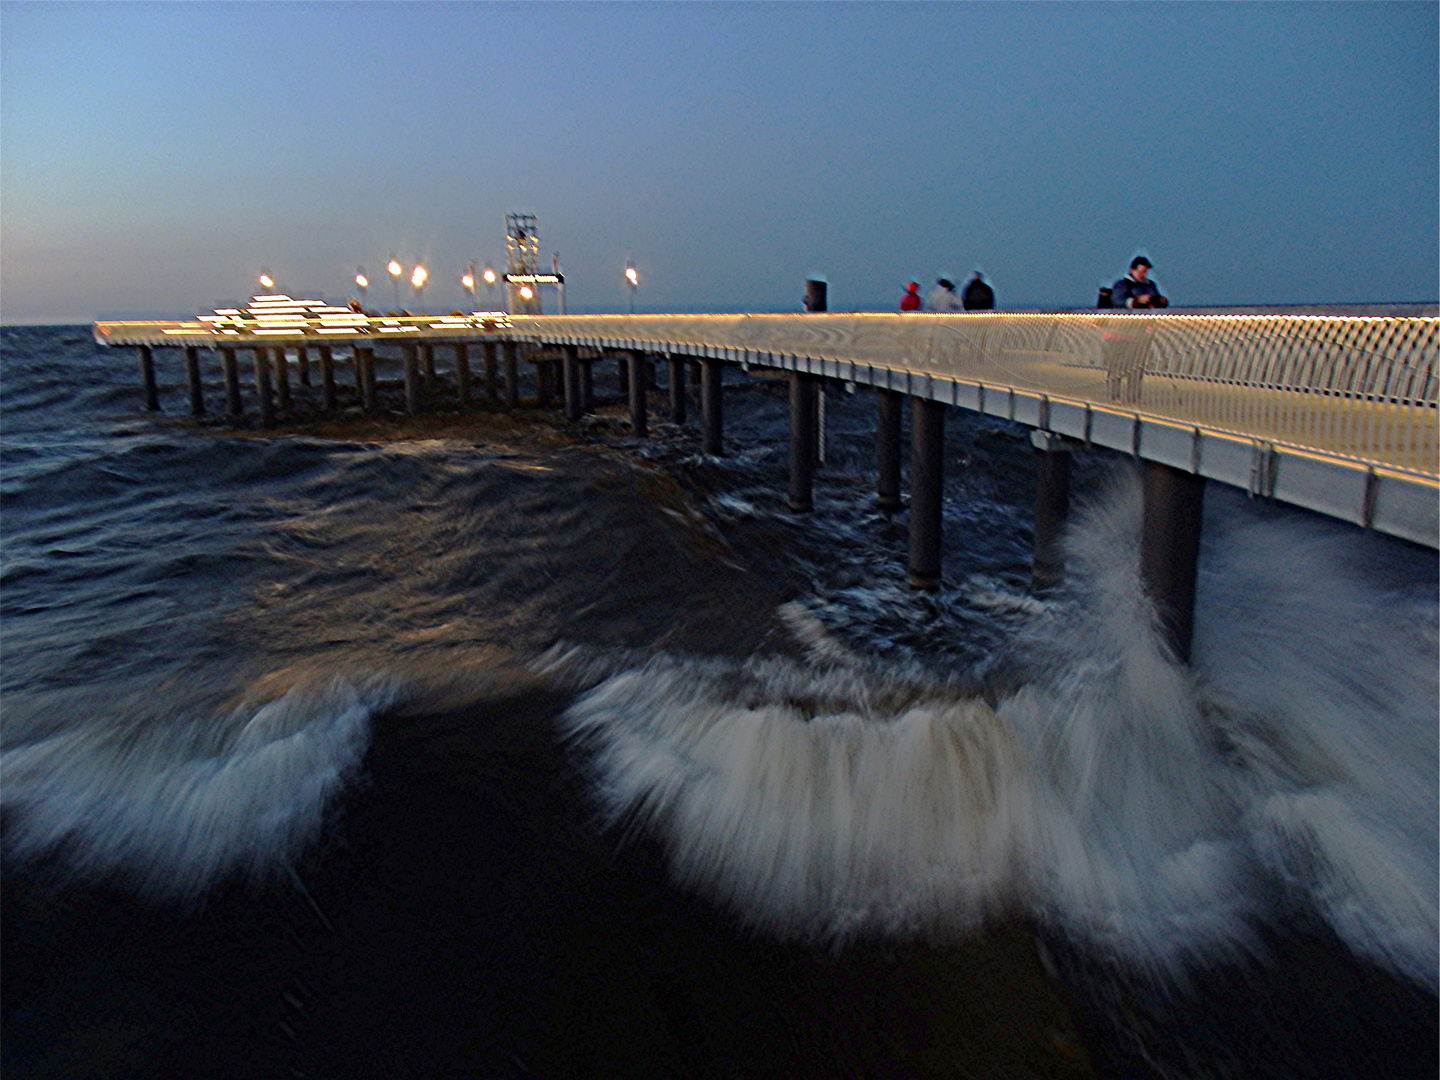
[1112,256,1168,308]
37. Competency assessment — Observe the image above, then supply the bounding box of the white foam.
[560,468,1439,988]
[1,674,401,901]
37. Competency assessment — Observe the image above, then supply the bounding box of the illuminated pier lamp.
[482,265,497,307]
[410,264,428,313]
[354,267,369,308]
[518,284,534,304]
[258,269,275,291]
[387,257,403,312]
[462,265,476,310]
[625,263,639,313]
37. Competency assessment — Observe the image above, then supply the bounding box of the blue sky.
[2,1,1435,322]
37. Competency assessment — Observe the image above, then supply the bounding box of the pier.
[96,303,1438,663]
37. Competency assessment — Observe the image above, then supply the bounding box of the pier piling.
[421,345,436,395]
[908,398,946,590]
[297,346,311,388]
[580,356,595,414]
[789,373,818,512]
[629,351,648,436]
[319,346,336,412]
[221,347,243,419]
[455,343,471,406]
[1031,430,1072,589]
[483,341,499,404]
[669,356,687,423]
[1140,461,1206,663]
[184,346,205,417]
[253,347,275,428]
[403,345,420,415]
[273,348,292,413]
[876,389,903,511]
[702,358,724,455]
[138,346,159,411]
[504,342,520,408]
[563,345,582,421]
[358,348,377,413]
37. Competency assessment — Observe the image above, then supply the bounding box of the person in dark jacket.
[899,282,922,311]
[961,271,995,310]
[1111,256,1168,309]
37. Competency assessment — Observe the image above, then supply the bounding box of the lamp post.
[625,263,639,313]
[462,265,476,311]
[387,257,403,312]
[258,269,274,293]
[410,264,428,313]
[354,267,369,309]
[482,266,497,310]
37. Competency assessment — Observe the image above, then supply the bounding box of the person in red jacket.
[899,282,922,311]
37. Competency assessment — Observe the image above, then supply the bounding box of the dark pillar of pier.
[616,351,630,396]
[908,398,946,590]
[319,346,336,412]
[668,355,687,423]
[629,351,648,436]
[536,356,554,408]
[402,344,420,415]
[876,388,903,511]
[297,346,311,387]
[1140,461,1206,663]
[483,341,499,404]
[455,343,471,406]
[184,346,205,417]
[1031,431,1072,590]
[789,372,818,512]
[504,342,520,408]
[580,357,594,414]
[689,360,702,403]
[563,345,582,421]
[221,347,243,419]
[274,347,292,413]
[421,344,436,394]
[358,348,377,413]
[701,358,724,456]
[138,346,159,411]
[253,347,275,428]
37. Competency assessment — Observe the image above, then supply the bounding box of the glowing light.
[355,273,369,289]
[259,271,274,289]
[461,271,475,291]
[411,265,428,289]
[482,267,496,285]
[625,266,639,287]
[388,259,403,278]
[518,285,534,301]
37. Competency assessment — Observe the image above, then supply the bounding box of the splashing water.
[559,469,1438,990]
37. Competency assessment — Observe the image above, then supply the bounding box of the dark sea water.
[2,325,1436,1078]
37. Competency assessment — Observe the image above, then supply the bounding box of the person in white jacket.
[927,278,959,311]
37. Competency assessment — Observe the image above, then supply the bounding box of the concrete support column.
[184,346,205,417]
[319,346,337,412]
[580,357,595,414]
[358,348,377,413]
[504,342,520,408]
[536,356,554,407]
[701,358,724,455]
[297,346,311,387]
[273,348,292,413]
[908,398,946,590]
[139,346,159,411]
[616,352,630,396]
[789,372,818,512]
[402,344,420,414]
[668,355,687,423]
[421,344,436,394]
[628,351,648,436]
[221,347,243,419]
[1031,430,1072,590]
[483,341,499,404]
[253,347,275,428]
[562,345,582,421]
[1140,461,1206,663]
[455,343,471,406]
[689,360,702,403]
[876,388,903,511]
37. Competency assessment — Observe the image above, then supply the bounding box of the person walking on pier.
[962,271,995,310]
[928,278,959,311]
[1111,256,1168,309]
[899,282,922,311]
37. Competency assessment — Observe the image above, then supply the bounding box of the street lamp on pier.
[258,269,274,292]
[625,263,639,313]
[410,264,428,313]
[462,264,476,310]
[482,266,497,308]
[354,267,369,308]
[387,257,403,312]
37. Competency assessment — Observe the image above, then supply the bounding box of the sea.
[2,323,1436,1079]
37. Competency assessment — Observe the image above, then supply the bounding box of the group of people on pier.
[897,256,1168,312]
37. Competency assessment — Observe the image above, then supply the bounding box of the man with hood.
[899,282,922,311]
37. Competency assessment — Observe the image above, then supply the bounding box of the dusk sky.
[2,1,1436,323]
